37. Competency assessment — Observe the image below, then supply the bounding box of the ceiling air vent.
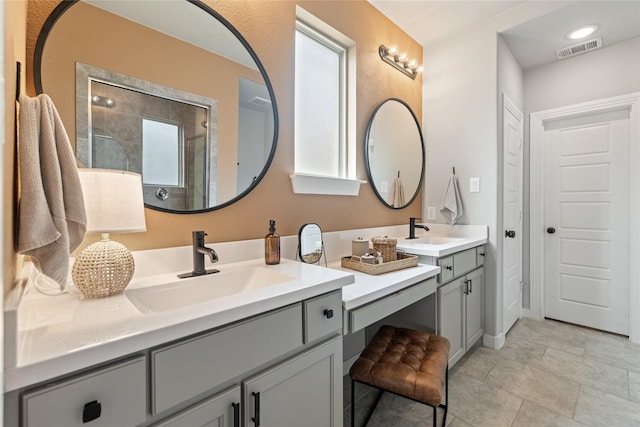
[556,38,602,60]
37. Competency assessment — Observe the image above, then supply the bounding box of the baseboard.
[483,332,505,349]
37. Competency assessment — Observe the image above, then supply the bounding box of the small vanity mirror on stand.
[297,223,326,266]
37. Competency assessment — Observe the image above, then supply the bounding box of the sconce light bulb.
[398,52,408,62]
[92,95,100,103]
[106,98,114,106]
[417,65,424,74]
[407,59,417,69]
[388,45,398,55]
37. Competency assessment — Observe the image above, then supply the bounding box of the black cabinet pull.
[82,400,101,423]
[232,402,240,427]
[463,280,470,295]
[445,265,453,271]
[547,227,556,234]
[323,309,334,319]
[469,279,473,294]
[479,252,485,257]
[252,392,261,426]
[505,230,516,238]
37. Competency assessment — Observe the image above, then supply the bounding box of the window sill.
[289,173,366,196]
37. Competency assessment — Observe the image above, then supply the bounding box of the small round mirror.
[298,223,324,264]
[365,98,425,209]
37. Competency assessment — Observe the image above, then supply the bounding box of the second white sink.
[405,236,465,245]
[125,267,296,314]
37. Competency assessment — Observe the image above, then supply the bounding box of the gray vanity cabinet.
[437,253,484,367]
[10,291,343,427]
[432,246,485,367]
[243,336,342,427]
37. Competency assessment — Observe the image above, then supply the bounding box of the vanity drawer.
[349,278,437,332]
[151,303,302,415]
[304,290,342,343]
[438,256,454,283]
[453,248,477,277]
[476,246,485,266]
[22,356,146,427]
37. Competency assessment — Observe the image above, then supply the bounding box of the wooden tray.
[341,252,418,275]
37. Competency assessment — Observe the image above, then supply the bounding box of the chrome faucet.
[407,217,430,239]
[178,231,219,278]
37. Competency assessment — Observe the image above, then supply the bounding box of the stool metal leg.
[432,405,437,427]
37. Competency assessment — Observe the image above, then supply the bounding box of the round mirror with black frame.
[365,98,424,209]
[297,223,325,265]
[33,0,278,214]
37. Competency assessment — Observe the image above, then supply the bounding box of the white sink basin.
[404,236,465,245]
[125,267,296,314]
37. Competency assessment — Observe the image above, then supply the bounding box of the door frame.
[529,92,640,343]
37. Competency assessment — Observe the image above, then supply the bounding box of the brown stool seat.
[349,325,450,426]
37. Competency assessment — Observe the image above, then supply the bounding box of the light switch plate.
[427,206,436,220]
[380,181,388,193]
[470,177,480,193]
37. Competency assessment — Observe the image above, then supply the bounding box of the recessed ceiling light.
[567,25,599,40]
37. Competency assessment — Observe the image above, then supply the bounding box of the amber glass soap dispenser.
[265,219,280,265]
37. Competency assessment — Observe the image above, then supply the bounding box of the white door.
[503,95,523,334]
[544,109,630,335]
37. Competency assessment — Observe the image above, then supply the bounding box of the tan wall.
[4,1,27,295]
[25,0,423,253]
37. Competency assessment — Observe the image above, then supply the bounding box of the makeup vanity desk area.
[330,261,441,372]
[334,263,440,335]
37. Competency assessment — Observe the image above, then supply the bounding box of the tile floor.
[343,318,640,427]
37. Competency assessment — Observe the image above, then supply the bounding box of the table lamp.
[72,169,146,298]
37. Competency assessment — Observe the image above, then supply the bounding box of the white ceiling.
[369,0,640,70]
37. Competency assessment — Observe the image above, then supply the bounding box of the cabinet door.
[465,267,484,350]
[153,386,241,427]
[437,279,465,366]
[243,336,342,427]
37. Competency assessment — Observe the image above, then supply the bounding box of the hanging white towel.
[17,94,87,289]
[387,176,405,208]
[440,173,464,225]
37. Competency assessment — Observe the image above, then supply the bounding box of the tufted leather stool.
[349,325,450,427]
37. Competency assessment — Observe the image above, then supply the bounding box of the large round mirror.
[34,0,278,213]
[365,98,424,209]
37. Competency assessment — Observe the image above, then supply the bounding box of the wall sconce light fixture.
[379,45,423,80]
[91,95,116,108]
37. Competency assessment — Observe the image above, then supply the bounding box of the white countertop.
[395,224,488,257]
[4,258,354,392]
[332,262,440,310]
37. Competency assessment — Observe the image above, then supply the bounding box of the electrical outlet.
[470,177,480,193]
[427,206,436,220]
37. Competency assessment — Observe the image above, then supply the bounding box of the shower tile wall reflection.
[84,80,209,211]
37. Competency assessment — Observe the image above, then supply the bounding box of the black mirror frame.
[297,223,325,265]
[364,98,425,210]
[33,0,279,214]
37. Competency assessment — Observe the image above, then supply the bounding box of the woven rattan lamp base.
[72,237,135,299]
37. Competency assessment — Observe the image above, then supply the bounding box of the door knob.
[547,227,556,234]
[505,230,516,238]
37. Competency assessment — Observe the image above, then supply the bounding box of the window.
[142,118,182,186]
[294,20,346,178]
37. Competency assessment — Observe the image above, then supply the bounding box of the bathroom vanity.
[4,259,353,427]
[396,225,487,366]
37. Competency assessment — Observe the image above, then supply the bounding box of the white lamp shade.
[78,169,146,234]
